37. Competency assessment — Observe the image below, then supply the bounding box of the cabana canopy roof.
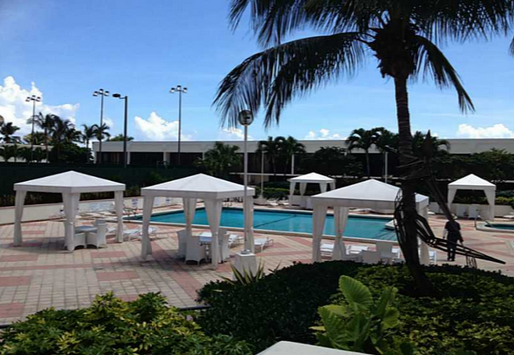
[312,179,429,209]
[289,172,335,184]
[141,173,254,200]
[14,171,125,194]
[448,174,496,191]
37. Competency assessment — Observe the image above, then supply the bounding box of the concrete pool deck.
[0,212,513,325]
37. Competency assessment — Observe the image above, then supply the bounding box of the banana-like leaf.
[374,287,397,318]
[318,306,348,349]
[339,275,373,308]
[382,308,400,329]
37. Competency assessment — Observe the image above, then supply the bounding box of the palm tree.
[0,145,17,163]
[195,142,241,177]
[27,113,55,161]
[374,128,399,178]
[346,128,379,177]
[280,136,305,175]
[257,136,283,176]
[0,122,20,143]
[82,124,97,150]
[23,132,46,146]
[213,1,514,289]
[95,123,110,164]
[412,131,450,160]
[49,116,74,162]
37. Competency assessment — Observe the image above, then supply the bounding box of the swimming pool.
[130,208,396,241]
[479,222,514,233]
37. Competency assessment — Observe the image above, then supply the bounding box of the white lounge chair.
[254,237,274,253]
[348,245,369,254]
[185,235,207,265]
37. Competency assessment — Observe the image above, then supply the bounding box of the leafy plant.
[222,261,267,285]
[313,276,413,355]
[0,292,251,355]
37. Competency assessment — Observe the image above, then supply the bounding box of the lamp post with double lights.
[169,85,187,166]
[92,89,109,164]
[26,95,41,161]
[112,93,129,168]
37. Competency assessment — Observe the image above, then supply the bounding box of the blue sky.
[1,0,513,142]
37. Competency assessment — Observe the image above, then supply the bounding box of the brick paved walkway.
[0,215,512,324]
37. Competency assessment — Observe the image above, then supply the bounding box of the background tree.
[213,0,514,290]
[0,145,17,163]
[374,127,399,178]
[49,116,75,162]
[301,146,362,177]
[412,131,450,160]
[23,132,46,146]
[95,123,110,164]
[279,136,305,175]
[346,128,379,178]
[27,113,55,161]
[257,136,284,176]
[108,134,134,142]
[0,122,20,143]
[195,142,241,178]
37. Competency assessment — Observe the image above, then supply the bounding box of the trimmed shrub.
[0,292,251,355]
[198,262,514,354]
[197,261,367,352]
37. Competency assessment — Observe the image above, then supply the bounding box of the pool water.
[132,208,396,241]
[486,223,514,231]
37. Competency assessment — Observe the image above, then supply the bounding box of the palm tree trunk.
[44,128,49,162]
[365,150,371,178]
[98,139,102,164]
[394,76,434,294]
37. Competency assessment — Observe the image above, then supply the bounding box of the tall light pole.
[93,88,109,164]
[169,85,187,166]
[25,95,41,162]
[238,110,254,252]
[112,93,129,168]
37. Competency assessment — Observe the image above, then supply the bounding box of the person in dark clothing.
[444,219,463,261]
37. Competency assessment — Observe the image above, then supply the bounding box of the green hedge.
[197,262,514,354]
[0,292,251,355]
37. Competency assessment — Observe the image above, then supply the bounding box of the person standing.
[444,219,463,261]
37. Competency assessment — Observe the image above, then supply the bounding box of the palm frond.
[214,33,364,127]
[414,0,514,42]
[413,35,474,113]
[510,36,514,55]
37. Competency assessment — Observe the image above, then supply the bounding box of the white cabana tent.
[13,171,125,251]
[448,174,496,220]
[311,179,430,264]
[289,173,336,208]
[140,173,255,268]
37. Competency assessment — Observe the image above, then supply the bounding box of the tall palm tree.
[27,113,55,161]
[257,136,284,176]
[280,136,305,175]
[346,128,379,177]
[23,132,46,146]
[374,127,399,178]
[49,116,74,162]
[214,0,514,289]
[82,124,97,150]
[0,122,20,143]
[95,123,110,164]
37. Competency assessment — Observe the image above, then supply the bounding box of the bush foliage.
[0,292,251,355]
[198,262,514,354]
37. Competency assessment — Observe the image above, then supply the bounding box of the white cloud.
[304,128,344,140]
[456,123,514,138]
[217,127,253,141]
[103,117,114,130]
[0,76,79,135]
[134,111,192,141]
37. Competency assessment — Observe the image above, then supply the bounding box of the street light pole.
[170,85,187,166]
[25,95,41,162]
[112,93,129,168]
[93,89,110,164]
[238,110,254,252]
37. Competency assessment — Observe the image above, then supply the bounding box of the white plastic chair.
[177,230,188,258]
[254,237,274,253]
[361,250,381,264]
[185,235,207,265]
[87,222,107,248]
[376,241,395,263]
